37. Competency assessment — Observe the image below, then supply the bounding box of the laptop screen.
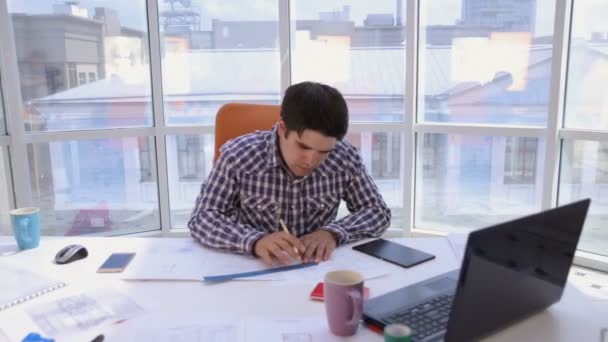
[445,199,590,341]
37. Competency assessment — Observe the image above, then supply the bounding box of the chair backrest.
[214,103,281,161]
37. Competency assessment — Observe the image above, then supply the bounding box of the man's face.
[277,120,337,177]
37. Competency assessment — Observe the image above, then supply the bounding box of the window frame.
[0,0,605,269]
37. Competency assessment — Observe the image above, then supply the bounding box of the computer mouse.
[55,244,88,264]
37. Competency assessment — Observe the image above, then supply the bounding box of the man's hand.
[301,230,338,263]
[253,232,305,266]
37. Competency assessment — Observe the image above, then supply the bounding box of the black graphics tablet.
[353,239,435,268]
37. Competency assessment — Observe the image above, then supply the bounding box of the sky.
[6,0,608,39]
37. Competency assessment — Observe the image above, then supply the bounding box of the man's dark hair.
[280,82,348,140]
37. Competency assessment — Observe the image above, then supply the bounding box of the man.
[188,82,391,265]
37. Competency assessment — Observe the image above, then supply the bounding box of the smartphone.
[353,239,435,268]
[97,253,136,273]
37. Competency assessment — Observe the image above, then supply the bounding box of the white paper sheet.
[281,246,389,284]
[110,312,245,342]
[122,241,284,281]
[135,323,243,342]
[26,289,143,337]
[246,316,381,342]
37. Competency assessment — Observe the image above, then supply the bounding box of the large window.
[415,0,555,232]
[5,0,158,235]
[417,134,543,231]
[420,0,555,126]
[0,0,606,265]
[156,0,281,228]
[559,140,608,255]
[344,132,403,227]
[167,134,214,228]
[26,138,159,236]
[291,0,406,123]
[8,0,153,132]
[560,0,608,257]
[291,0,406,227]
[564,0,608,130]
[158,0,281,126]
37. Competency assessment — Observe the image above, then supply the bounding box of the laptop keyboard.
[384,294,454,341]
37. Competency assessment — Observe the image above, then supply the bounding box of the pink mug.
[324,270,364,336]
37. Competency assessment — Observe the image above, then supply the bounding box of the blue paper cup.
[10,207,41,250]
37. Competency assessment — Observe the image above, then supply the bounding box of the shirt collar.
[265,124,282,171]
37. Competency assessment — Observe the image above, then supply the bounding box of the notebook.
[0,262,66,311]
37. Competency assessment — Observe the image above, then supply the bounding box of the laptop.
[362,199,591,342]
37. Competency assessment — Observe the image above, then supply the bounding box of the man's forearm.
[322,206,391,245]
[188,209,265,255]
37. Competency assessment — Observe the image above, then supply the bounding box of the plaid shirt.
[188,124,391,255]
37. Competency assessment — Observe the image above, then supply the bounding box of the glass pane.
[419,0,555,126]
[558,140,608,256]
[167,134,214,228]
[28,137,159,235]
[7,1,153,132]
[344,132,403,227]
[564,1,608,129]
[291,0,406,122]
[416,134,543,232]
[158,0,281,126]
[0,147,11,235]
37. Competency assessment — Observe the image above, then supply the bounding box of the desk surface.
[0,236,606,342]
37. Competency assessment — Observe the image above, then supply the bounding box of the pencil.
[279,218,301,256]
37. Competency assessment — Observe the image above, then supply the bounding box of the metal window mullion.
[21,127,156,144]
[2,144,15,211]
[415,123,546,137]
[161,125,215,136]
[349,122,406,133]
[574,251,608,273]
[0,0,33,207]
[559,129,608,141]
[279,0,292,95]
[146,0,171,234]
[403,0,419,236]
[543,0,572,210]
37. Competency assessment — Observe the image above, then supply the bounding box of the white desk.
[0,236,606,342]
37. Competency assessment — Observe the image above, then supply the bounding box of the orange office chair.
[214,103,281,162]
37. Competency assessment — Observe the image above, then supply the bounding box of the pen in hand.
[279,218,301,260]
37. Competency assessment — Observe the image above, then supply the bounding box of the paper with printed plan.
[122,240,284,281]
[26,289,142,337]
[281,245,389,283]
[123,239,390,283]
[112,312,245,342]
[246,316,380,342]
[135,323,244,342]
